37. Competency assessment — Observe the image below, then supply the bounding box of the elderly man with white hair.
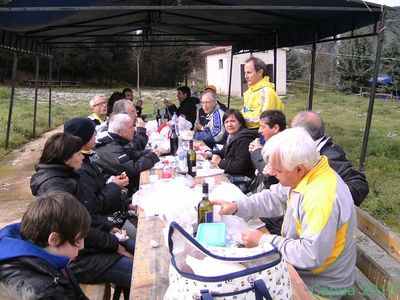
[94,114,160,195]
[214,127,356,299]
[193,91,226,148]
[88,94,108,129]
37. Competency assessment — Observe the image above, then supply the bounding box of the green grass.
[1,84,399,231]
[0,86,89,156]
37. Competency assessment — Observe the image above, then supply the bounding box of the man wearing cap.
[242,57,284,129]
[64,118,137,252]
[88,94,108,130]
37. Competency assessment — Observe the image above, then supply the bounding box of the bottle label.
[205,211,213,223]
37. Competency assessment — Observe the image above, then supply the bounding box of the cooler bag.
[164,221,292,300]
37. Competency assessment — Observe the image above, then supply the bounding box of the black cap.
[64,118,95,145]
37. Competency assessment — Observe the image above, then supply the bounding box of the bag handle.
[254,279,272,300]
[168,221,280,261]
[200,290,214,300]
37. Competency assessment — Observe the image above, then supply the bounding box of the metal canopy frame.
[0,1,390,171]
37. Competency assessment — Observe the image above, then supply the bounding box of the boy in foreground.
[0,191,91,299]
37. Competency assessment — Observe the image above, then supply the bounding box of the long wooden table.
[130,168,313,299]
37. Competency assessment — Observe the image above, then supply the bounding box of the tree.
[382,37,400,94]
[336,37,373,93]
[286,49,303,80]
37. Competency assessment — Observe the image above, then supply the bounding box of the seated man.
[215,128,357,299]
[95,114,160,195]
[194,91,226,149]
[0,191,90,299]
[164,86,198,128]
[292,111,369,206]
[88,94,108,132]
[113,100,148,151]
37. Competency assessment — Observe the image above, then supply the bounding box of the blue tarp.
[368,75,393,85]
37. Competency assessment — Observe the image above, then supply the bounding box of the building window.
[218,59,223,69]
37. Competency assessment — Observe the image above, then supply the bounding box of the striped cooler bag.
[164,222,292,300]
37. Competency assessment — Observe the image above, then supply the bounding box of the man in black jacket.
[95,114,160,195]
[164,86,198,128]
[292,111,369,206]
[0,191,90,299]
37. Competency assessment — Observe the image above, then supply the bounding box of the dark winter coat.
[318,135,369,206]
[79,153,126,232]
[94,132,159,194]
[248,148,279,194]
[213,127,256,178]
[167,97,198,128]
[0,223,88,300]
[30,163,122,283]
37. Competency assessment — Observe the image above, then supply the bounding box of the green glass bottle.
[198,183,213,224]
[187,139,197,177]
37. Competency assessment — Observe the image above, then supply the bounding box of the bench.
[343,208,400,300]
[22,80,80,88]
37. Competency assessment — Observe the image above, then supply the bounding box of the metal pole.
[359,8,387,171]
[5,53,18,149]
[33,55,39,138]
[48,56,53,128]
[273,33,277,88]
[227,48,234,108]
[306,32,317,110]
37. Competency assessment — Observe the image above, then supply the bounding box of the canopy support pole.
[48,57,53,128]
[306,32,317,110]
[273,33,277,88]
[227,48,234,108]
[359,7,387,171]
[33,55,39,138]
[5,53,18,149]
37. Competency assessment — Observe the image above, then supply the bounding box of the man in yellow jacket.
[241,57,284,129]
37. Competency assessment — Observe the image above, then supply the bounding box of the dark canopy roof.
[0,0,385,56]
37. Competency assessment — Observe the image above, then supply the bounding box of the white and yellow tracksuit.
[235,156,357,298]
[241,76,284,129]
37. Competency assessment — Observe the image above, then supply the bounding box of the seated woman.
[30,132,133,299]
[209,109,255,187]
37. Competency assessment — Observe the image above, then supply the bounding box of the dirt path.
[0,126,62,228]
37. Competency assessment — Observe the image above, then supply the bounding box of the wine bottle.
[170,124,179,156]
[198,183,213,224]
[156,109,162,128]
[163,109,170,121]
[187,139,197,177]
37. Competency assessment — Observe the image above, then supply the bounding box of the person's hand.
[249,140,262,153]
[110,227,121,234]
[113,174,129,188]
[164,99,172,107]
[211,154,221,165]
[194,123,203,131]
[241,228,263,248]
[116,244,134,259]
[127,203,137,212]
[212,200,238,215]
[152,148,161,157]
[136,117,146,128]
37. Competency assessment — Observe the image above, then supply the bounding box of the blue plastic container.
[196,223,226,246]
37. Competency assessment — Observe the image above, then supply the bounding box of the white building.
[202,46,286,97]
